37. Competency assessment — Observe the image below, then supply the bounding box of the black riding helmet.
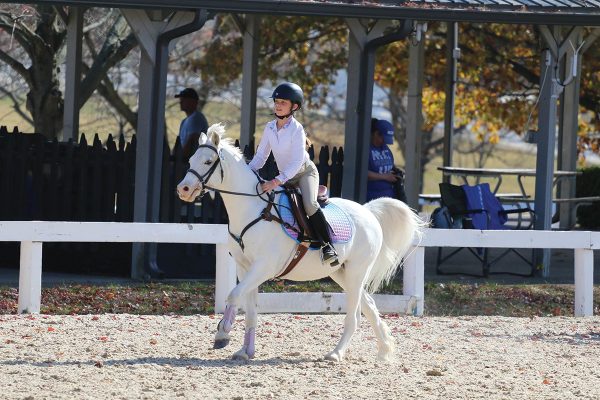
[272,82,304,109]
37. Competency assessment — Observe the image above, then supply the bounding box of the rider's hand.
[261,179,281,193]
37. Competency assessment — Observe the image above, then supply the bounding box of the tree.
[184,15,348,109]
[376,23,600,167]
[0,5,137,139]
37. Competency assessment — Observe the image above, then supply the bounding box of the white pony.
[177,123,424,362]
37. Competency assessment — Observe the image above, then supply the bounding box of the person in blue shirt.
[366,118,399,202]
[175,88,209,160]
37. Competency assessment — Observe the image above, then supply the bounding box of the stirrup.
[320,244,339,267]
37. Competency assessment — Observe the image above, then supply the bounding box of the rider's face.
[273,98,297,116]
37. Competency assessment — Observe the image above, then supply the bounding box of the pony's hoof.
[213,338,230,349]
[324,351,343,362]
[232,353,250,361]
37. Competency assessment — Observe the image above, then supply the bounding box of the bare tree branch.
[0,48,31,85]
[0,17,36,57]
[95,76,137,130]
[0,86,34,125]
[79,15,137,107]
[83,9,115,34]
[83,30,98,58]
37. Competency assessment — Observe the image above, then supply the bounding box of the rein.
[186,144,300,251]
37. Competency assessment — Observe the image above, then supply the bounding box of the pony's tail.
[364,197,428,293]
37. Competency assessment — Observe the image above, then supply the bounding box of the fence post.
[18,241,43,314]
[403,246,425,316]
[215,244,236,313]
[574,248,594,317]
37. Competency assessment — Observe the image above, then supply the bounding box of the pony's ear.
[199,132,208,145]
[206,123,225,147]
[209,129,220,147]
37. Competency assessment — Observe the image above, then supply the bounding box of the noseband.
[186,144,224,198]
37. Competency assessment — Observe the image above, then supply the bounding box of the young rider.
[248,82,339,267]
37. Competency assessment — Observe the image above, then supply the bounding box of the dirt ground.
[1,314,599,399]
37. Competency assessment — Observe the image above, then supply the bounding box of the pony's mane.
[207,123,244,159]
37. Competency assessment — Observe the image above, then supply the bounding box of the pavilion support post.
[442,22,458,184]
[558,29,599,230]
[342,19,410,203]
[342,20,379,203]
[342,21,380,203]
[341,25,363,201]
[558,40,582,230]
[62,7,84,142]
[123,9,207,279]
[405,33,425,209]
[534,29,562,276]
[535,26,588,275]
[130,49,155,279]
[533,47,558,275]
[238,15,261,151]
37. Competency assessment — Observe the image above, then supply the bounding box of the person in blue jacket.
[366,118,400,202]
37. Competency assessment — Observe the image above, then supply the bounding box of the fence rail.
[3,222,597,317]
[404,228,599,317]
[0,221,233,313]
[4,221,413,315]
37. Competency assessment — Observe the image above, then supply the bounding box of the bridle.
[185,144,224,199]
[184,143,299,251]
[186,144,266,199]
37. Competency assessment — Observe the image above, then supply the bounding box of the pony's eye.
[204,160,212,165]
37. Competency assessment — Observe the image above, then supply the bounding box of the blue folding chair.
[436,182,534,277]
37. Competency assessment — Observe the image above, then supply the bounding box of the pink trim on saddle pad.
[278,196,353,243]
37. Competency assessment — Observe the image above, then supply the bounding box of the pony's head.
[177,123,229,202]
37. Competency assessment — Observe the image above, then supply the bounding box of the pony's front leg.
[214,303,236,349]
[232,287,258,360]
[213,262,272,358]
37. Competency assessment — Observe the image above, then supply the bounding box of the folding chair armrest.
[501,207,534,230]
[502,208,533,215]
[457,208,487,216]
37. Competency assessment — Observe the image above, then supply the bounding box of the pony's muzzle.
[176,180,200,202]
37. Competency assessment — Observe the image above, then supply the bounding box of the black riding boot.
[308,209,340,267]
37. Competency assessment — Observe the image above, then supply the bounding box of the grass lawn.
[1,281,598,317]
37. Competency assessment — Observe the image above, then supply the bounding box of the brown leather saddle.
[283,184,329,242]
[273,184,332,279]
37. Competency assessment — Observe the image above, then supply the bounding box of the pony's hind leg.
[330,269,395,362]
[361,291,395,361]
[324,273,363,362]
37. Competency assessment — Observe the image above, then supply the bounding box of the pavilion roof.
[17,0,600,25]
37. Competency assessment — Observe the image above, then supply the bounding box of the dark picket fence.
[0,126,344,278]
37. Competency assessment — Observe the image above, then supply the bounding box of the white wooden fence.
[1,222,234,314]
[405,229,599,317]
[1,222,597,317]
[0,221,417,314]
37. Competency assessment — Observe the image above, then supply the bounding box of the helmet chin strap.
[275,112,293,120]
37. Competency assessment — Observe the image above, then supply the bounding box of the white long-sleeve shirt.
[248,117,309,184]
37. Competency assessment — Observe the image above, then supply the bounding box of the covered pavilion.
[8,0,600,278]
